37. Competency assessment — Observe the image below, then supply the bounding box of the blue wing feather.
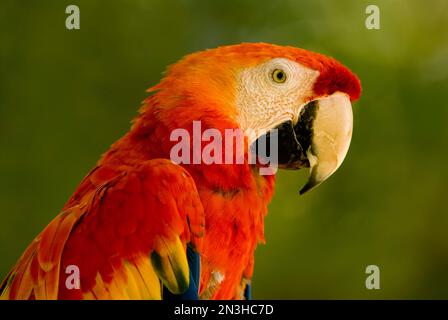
[164,245,200,300]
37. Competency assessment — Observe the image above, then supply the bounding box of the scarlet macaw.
[0,43,361,300]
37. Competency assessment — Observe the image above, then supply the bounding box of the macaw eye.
[272,69,287,83]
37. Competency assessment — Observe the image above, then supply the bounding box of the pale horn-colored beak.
[299,92,353,195]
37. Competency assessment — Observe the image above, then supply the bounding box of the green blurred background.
[1,0,447,299]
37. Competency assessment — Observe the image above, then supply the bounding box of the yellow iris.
[272,69,287,83]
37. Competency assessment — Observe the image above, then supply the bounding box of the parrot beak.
[253,92,353,195]
[297,93,353,194]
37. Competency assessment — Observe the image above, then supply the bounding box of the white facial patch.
[235,58,319,143]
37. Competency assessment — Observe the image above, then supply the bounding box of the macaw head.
[144,43,361,194]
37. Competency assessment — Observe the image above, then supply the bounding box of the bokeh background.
[1,0,447,299]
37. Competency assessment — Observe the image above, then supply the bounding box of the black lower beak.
[252,101,317,169]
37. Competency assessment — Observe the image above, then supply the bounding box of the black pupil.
[276,71,284,80]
